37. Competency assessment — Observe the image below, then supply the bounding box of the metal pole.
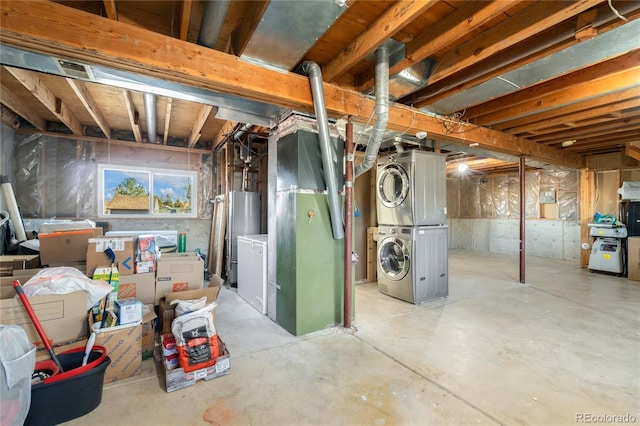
[344,120,354,328]
[519,156,526,284]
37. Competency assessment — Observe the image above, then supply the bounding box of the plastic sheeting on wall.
[448,169,578,220]
[12,134,212,219]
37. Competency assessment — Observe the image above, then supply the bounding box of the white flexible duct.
[301,61,344,240]
[355,46,389,178]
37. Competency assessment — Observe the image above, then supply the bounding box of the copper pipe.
[519,156,526,284]
[344,120,354,328]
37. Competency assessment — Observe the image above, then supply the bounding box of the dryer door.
[378,164,409,208]
[378,236,410,280]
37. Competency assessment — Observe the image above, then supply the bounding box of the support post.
[344,120,354,329]
[519,156,526,284]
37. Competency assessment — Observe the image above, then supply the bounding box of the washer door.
[378,236,410,281]
[378,164,409,208]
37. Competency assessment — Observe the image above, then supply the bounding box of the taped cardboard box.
[0,255,41,276]
[89,311,150,384]
[141,305,157,360]
[39,228,103,266]
[628,237,640,281]
[163,335,230,392]
[155,252,204,304]
[0,286,87,346]
[86,237,135,276]
[118,272,155,305]
[158,286,220,334]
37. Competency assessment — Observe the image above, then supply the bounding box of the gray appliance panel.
[377,225,415,303]
[237,235,268,315]
[413,225,449,303]
[227,191,261,284]
[377,150,447,226]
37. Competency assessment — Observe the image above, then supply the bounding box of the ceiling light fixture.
[457,163,468,173]
[561,139,576,147]
[469,143,479,147]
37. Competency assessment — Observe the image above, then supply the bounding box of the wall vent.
[56,59,94,80]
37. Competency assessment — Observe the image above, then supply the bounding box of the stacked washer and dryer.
[376,150,449,304]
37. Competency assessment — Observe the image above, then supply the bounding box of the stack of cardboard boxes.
[0,230,228,390]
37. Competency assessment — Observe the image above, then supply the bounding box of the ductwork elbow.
[355,46,389,178]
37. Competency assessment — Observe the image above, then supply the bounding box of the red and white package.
[171,303,219,372]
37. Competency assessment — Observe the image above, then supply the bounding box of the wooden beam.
[180,0,192,41]
[466,51,640,122]
[122,89,142,142]
[579,169,593,267]
[212,120,238,149]
[231,1,270,56]
[4,66,83,135]
[103,0,117,20]
[357,0,515,92]
[188,104,213,148]
[323,0,438,82]
[475,67,640,126]
[428,0,601,85]
[0,81,46,130]
[625,143,640,162]
[0,0,586,170]
[532,117,640,144]
[163,97,172,145]
[65,78,111,138]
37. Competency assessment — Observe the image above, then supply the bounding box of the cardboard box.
[118,272,155,305]
[155,252,204,304]
[114,298,142,325]
[628,237,640,281]
[159,286,220,334]
[141,305,157,361]
[39,228,103,266]
[86,237,135,276]
[163,335,230,392]
[0,255,41,276]
[0,289,88,346]
[90,317,142,384]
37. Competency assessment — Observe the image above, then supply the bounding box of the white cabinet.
[237,235,268,315]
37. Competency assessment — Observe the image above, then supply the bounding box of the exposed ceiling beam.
[180,0,192,41]
[473,66,640,126]
[323,0,438,82]
[0,0,586,170]
[188,104,213,148]
[535,118,640,144]
[495,86,640,131]
[357,0,515,92]
[231,0,270,56]
[4,66,83,135]
[0,81,46,130]
[212,120,238,149]
[65,78,111,138]
[163,97,172,145]
[122,89,142,143]
[428,0,601,85]
[465,51,640,121]
[626,143,640,162]
[103,0,117,20]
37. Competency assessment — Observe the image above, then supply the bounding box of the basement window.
[97,165,197,218]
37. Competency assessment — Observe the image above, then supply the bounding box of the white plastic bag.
[171,296,210,317]
[22,267,112,310]
[0,325,35,426]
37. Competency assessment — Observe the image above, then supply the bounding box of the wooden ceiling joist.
[4,66,83,135]
[103,0,117,20]
[65,78,111,138]
[180,0,192,41]
[322,0,438,82]
[0,0,585,170]
[163,97,172,145]
[188,104,214,148]
[0,81,46,130]
[122,89,142,143]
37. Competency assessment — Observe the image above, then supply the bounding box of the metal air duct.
[355,45,389,178]
[143,92,157,143]
[301,61,344,240]
[197,0,231,48]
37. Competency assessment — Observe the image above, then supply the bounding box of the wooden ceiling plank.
[0,81,47,130]
[534,118,640,144]
[180,0,192,41]
[495,86,640,131]
[163,97,173,145]
[0,0,585,170]
[231,1,270,56]
[4,66,83,135]
[188,104,214,148]
[508,97,640,135]
[65,78,111,138]
[323,0,439,82]
[428,0,601,85]
[122,89,142,142]
[626,143,640,162]
[103,0,117,20]
[466,50,640,121]
[360,0,514,92]
[475,67,640,126]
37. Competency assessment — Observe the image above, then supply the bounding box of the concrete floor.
[63,249,639,426]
